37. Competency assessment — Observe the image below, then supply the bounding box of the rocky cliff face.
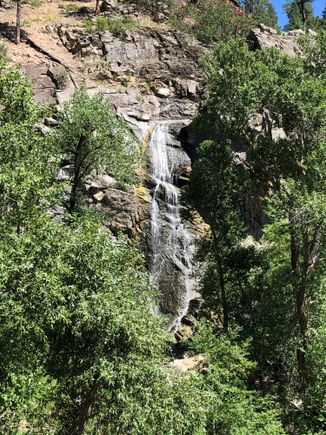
[55,24,205,123]
[14,5,207,322]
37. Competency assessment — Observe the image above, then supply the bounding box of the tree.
[0,60,58,232]
[56,89,139,214]
[242,0,279,29]
[95,0,100,15]
[192,0,253,43]
[187,139,247,331]
[0,58,38,125]
[15,0,22,44]
[192,37,326,429]
[284,0,317,30]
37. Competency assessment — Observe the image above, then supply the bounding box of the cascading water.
[149,122,198,331]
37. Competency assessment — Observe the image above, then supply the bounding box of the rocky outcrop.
[56,25,205,122]
[248,24,316,56]
[21,62,76,104]
[85,175,150,237]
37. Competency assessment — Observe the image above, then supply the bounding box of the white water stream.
[149,123,198,331]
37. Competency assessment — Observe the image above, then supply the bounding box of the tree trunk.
[290,229,307,390]
[68,175,79,214]
[68,384,97,435]
[296,279,308,390]
[219,260,228,332]
[292,228,322,391]
[68,135,86,214]
[299,0,307,28]
[95,0,100,15]
[16,0,22,45]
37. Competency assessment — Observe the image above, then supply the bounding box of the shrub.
[83,15,139,34]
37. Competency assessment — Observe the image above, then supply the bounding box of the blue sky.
[271,0,325,28]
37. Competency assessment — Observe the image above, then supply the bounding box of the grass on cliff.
[83,15,140,34]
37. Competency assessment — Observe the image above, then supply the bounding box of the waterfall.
[149,122,198,331]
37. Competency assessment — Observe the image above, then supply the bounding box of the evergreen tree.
[284,0,317,30]
[242,0,279,28]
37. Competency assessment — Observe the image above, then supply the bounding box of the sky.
[271,0,326,28]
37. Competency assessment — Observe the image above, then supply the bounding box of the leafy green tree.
[191,37,326,430]
[0,58,39,125]
[187,139,248,331]
[0,211,285,433]
[171,0,253,44]
[56,89,139,213]
[0,61,58,233]
[189,323,285,434]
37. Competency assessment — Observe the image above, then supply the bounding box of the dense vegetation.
[187,31,326,433]
[0,0,325,433]
[0,53,285,433]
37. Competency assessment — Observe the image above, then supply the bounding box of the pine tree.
[284,0,317,30]
[242,0,279,28]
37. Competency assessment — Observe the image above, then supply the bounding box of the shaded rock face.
[21,63,75,105]
[21,64,58,104]
[86,178,150,238]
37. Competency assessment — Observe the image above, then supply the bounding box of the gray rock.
[56,165,71,181]
[44,116,58,127]
[156,87,171,98]
[248,24,304,56]
[90,174,117,189]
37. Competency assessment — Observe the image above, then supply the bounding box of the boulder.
[248,24,304,56]
[156,87,172,98]
[21,64,57,104]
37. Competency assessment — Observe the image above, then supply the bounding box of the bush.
[170,0,252,44]
[0,40,7,60]
[83,15,139,34]
[64,3,90,16]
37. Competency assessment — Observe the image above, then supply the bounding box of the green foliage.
[28,0,41,8]
[242,0,279,29]
[300,30,326,77]
[64,3,90,16]
[284,0,319,30]
[189,324,285,434]
[55,88,139,213]
[190,36,326,432]
[0,39,7,60]
[170,0,253,44]
[83,15,140,34]
[0,60,40,125]
[0,52,285,434]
